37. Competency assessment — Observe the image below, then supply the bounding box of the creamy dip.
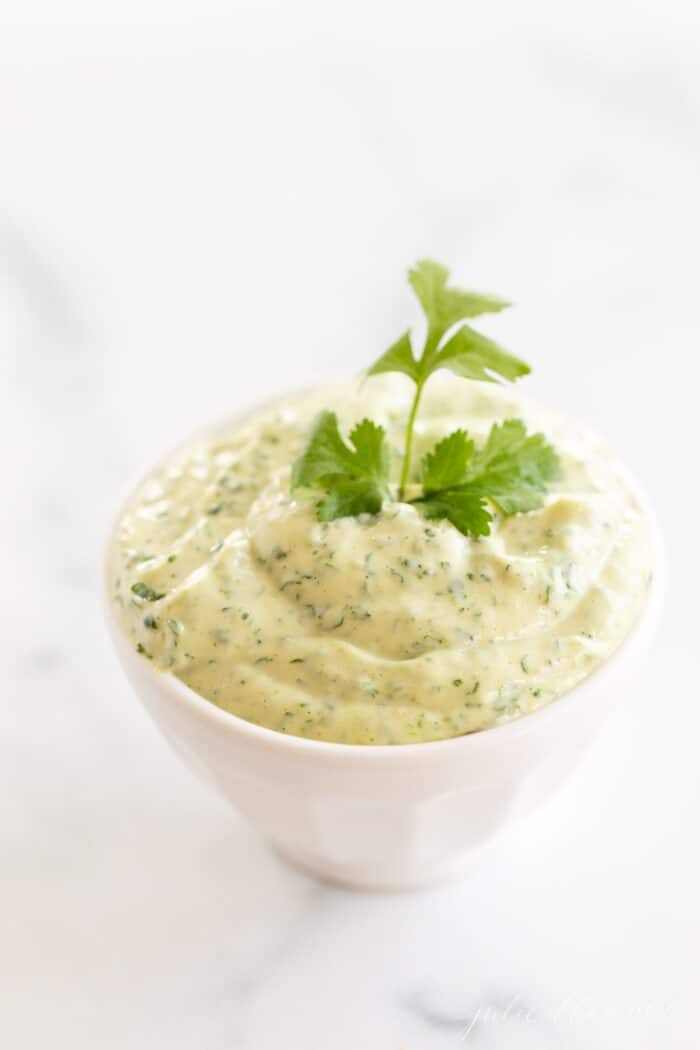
[110,376,654,744]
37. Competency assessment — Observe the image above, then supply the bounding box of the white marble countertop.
[1,5,698,1047]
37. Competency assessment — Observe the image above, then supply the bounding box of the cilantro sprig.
[291,260,560,538]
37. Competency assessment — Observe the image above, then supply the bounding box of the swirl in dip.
[110,376,654,744]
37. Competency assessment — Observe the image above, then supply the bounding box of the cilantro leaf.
[317,479,385,521]
[347,418,391,480]
[366,331,419,382]
[412,418,560,536]
[432,325,530,384]
[420,492,492,538]
[459,419,560,514]
[421,430,475,493]
[408,260,510,341]
[292,411,390,521]
[291,411,357,487]
[291,412,388,488]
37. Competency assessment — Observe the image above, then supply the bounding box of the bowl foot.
[272,842,483,892]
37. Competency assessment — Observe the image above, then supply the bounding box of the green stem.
[398,327,440,499]
[399,379,424,498]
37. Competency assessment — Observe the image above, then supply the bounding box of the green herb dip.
[111,376,654,744]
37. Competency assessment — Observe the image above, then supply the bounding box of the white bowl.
[104,412,664,891]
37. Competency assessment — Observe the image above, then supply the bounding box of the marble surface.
[1,4,698,1047]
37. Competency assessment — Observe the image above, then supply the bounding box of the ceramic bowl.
[104,411,663,891]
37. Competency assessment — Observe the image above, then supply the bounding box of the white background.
[1,2,698,1047]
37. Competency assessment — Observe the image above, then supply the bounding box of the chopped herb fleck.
[131,582,165,602]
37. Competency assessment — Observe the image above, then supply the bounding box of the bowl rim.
[103,386,665,765]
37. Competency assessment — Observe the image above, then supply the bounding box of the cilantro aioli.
[111,376,654,744]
